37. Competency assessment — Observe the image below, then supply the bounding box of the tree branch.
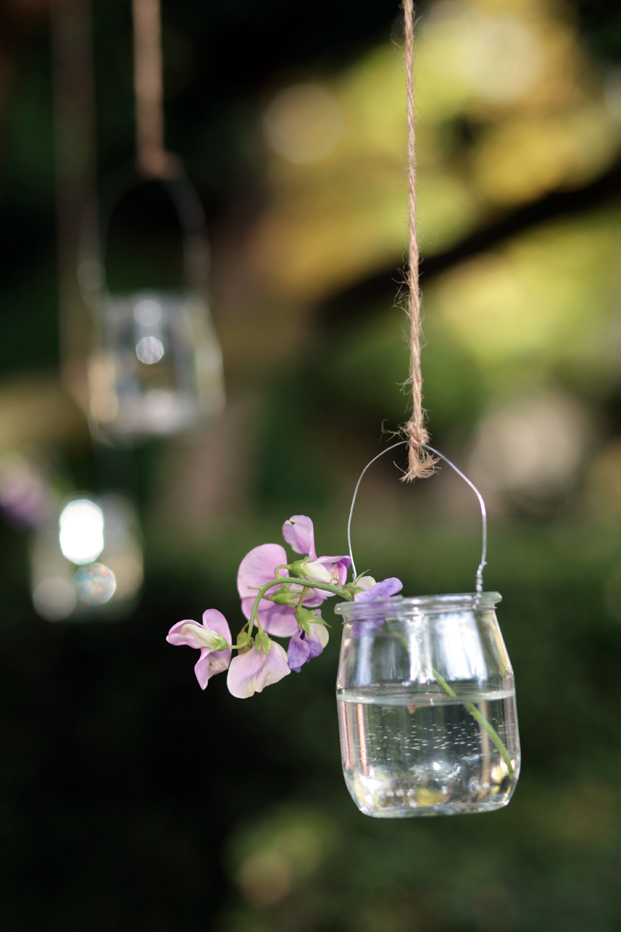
[319,154,621,328]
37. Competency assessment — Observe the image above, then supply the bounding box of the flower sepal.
[294,605,324,633]
[237,630,253,651]
[289,558,308,576]
[254,628,272,652]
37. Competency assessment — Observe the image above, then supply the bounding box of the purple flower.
[237,543,299,637]
[237,516,351,636]
[282,515,351,597]
[227,640,291,698]
[282,514,315,556]
[346,577,404,638]
[166,609,232,689]
[353,576,403,601]
[287,622,329,673]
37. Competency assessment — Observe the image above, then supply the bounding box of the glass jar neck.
[335,592,502,622]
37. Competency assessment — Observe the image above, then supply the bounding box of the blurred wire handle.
[402,0,436,481]
[132,0,179,178]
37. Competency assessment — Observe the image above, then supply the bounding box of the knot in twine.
[401,0,437,481]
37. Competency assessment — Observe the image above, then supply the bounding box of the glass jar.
[88,289,224,441]
[335,592,520,818]
[80,166,224,444]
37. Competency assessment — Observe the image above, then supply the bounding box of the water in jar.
[337,685,520,817]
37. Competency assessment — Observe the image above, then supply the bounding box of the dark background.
[2,1,621,930]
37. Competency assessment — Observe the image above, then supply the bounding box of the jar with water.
[336,442,520,817]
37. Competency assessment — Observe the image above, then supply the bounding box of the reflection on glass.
[31,493,142,621]
[436,612,487,681]
[136,335,165,364]
[73,563,117,605]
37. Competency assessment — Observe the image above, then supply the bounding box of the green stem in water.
[432,668,514,775]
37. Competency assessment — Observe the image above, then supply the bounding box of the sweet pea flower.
[166,609,232,689]
[282,515,351,592]
[288,622,329,673]
[237,543,300,637]
[237,516,351,637]
[353,576,403,601]
[227,639,291,698]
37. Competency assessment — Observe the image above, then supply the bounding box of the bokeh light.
[59,498,105,565]
[264,83,343,163]
[31,493,143,621]
[32,576,76,621]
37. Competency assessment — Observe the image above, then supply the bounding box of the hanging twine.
[402,0,436,480]
[132,0,178,177]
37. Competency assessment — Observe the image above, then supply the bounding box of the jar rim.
[334,591,502,619]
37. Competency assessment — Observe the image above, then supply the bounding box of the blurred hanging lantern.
[78,0,224,445]
[80,168,224,443]
[31,492,143,622]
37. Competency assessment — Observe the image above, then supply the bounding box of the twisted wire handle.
[346,441,488,593]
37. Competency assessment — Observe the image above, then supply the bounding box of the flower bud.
[271,590,300,606]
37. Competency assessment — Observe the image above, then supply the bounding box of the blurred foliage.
[2,0,621,930]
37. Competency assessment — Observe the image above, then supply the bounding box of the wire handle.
[78,163,210,313]
[347,441,488,593]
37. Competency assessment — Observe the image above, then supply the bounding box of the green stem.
[295,587,310,610]
[246,575,352,631]
[432,668,514,775]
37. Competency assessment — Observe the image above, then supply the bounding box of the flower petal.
[202,609,232,643]
[240,597,298,637]
[194,646,231,689]
[287,621,329,672]
[287,629,311,672]
[308,621,329,653]
[311,555,351,586]
[227,643,290,698]
[354,577,403,601]
[237,543,289,599]
[166,619,207,648]
[238,544,295,632]
[282,515,316,558]
[166,609,231,651]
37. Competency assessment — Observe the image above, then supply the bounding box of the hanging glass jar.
[80,165,224,443]
[336,442,520,817]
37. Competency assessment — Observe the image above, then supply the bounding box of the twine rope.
[132,0,176,177]
[402,0,436,480]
